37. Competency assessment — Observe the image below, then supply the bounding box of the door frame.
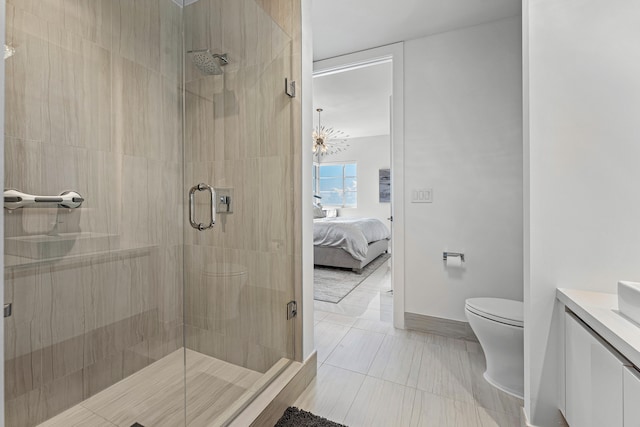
[312,42,405,329]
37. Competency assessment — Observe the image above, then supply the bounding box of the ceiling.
[311,0,520,142]
[178,0,520,140]
[313,61,392,140]
[312,0,521,61]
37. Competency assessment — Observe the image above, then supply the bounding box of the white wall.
[319,134,391,225]
[524,0,640,424]
[404,16,523,321]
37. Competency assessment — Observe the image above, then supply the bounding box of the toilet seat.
[465,298,523,328]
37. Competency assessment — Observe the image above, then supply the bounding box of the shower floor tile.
[39,349,264,427]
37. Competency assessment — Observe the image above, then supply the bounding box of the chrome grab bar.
[189,183,215,231]
[4,189,84,210]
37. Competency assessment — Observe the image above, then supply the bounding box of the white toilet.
[465,297,524,399]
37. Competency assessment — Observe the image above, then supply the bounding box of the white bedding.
[313,217,390,261]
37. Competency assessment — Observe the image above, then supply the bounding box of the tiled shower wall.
[183,0,302,373]
[3,1,183,425]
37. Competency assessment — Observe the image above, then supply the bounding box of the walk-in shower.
[3,0,302,426]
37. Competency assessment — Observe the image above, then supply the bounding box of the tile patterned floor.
[296,261,523,427]
[38,349,267,427]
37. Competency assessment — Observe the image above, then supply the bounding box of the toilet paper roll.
[445,255,463,268]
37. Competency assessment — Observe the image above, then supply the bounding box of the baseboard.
[520,407,533,427]
[405,312,478,341]
[229,351,318,427]
[520,407,569,427]
[521,407,530,427]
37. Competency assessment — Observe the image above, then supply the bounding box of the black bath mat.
[274,407,347,427]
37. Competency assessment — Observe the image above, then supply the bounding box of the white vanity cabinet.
[624,366,640,427]
[558,289,640,427]
[565,311,625,427]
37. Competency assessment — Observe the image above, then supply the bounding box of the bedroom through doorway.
[311,53,395,334]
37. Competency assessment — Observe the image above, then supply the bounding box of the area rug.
[274,407,347,427]
[314,253,390,303]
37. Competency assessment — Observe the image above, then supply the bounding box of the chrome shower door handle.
[188,183,216,231]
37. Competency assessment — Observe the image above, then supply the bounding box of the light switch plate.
[411,188,433,203]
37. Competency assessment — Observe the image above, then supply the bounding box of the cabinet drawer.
[624,366,640,427]
[565,311,625,427]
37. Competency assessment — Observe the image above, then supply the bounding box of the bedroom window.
[314,162,357,208]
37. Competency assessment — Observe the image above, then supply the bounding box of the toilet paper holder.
[443,252,465,262]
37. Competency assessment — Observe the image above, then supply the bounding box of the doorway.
[311,44,405,330]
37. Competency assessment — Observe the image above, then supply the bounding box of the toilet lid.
[465,298,523,327]
[202,263,247,278]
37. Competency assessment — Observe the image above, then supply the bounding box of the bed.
[313,217,391,274]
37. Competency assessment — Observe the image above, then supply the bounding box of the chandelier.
[312,108,349,156]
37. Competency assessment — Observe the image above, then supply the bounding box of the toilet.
[201,263,247,327]
[465,297,524,399]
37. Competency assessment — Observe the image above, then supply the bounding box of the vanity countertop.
[557,288,640,369]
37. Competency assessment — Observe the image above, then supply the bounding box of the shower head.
[187,49,229,75]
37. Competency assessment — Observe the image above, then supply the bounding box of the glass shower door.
[3,0,186,425]
[181,0,301,424]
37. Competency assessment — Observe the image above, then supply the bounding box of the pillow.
[313,204,326,219]
[323,208,337,218]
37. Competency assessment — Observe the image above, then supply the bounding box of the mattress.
[313,217,390,261]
